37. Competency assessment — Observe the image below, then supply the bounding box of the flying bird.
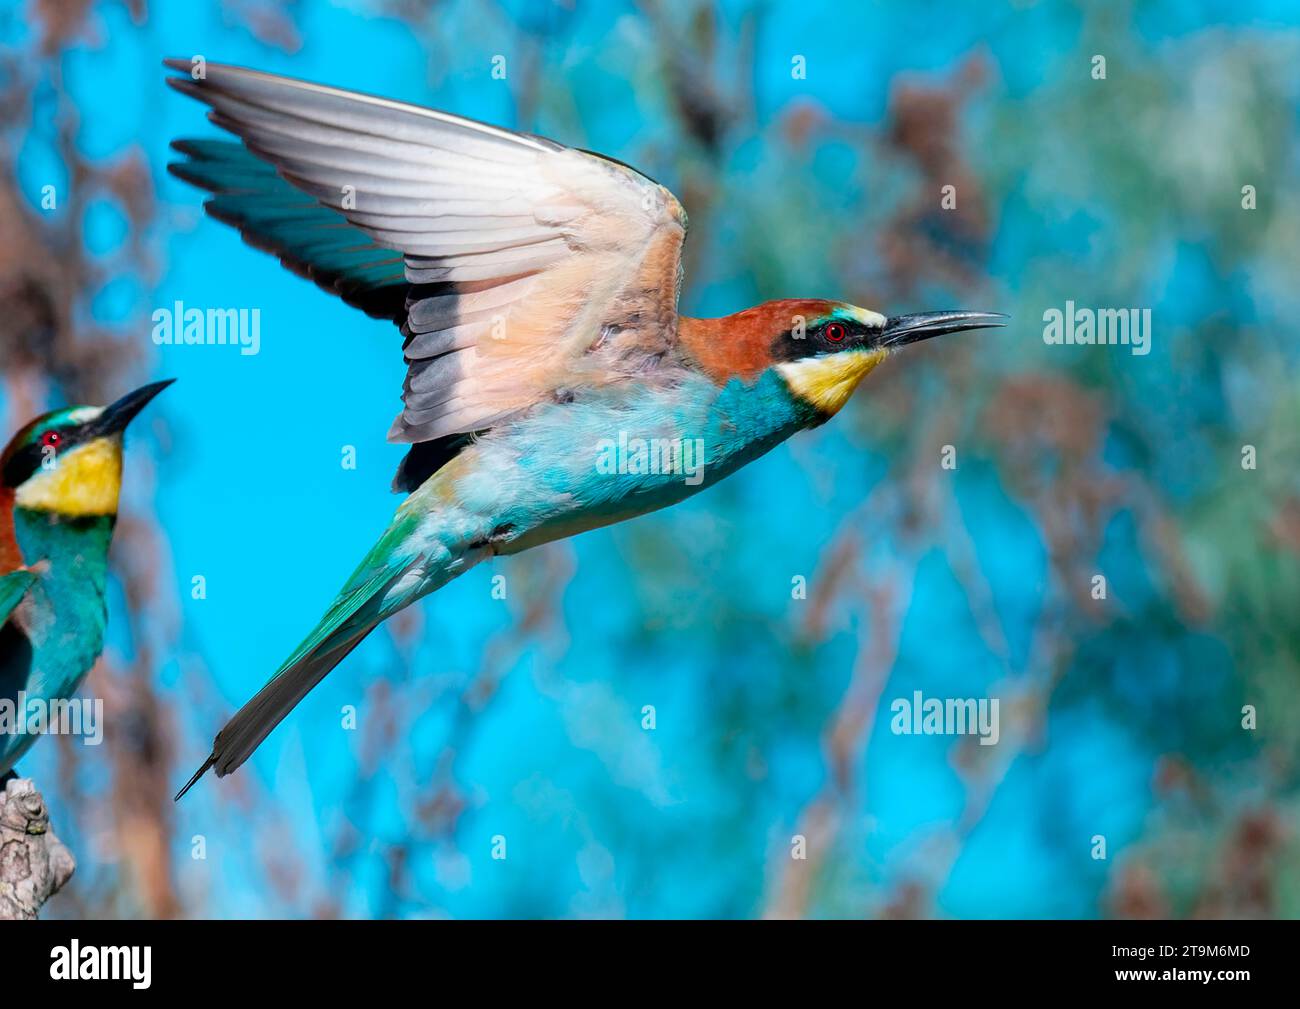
[0,382,172,776]
[166,61,1004,798]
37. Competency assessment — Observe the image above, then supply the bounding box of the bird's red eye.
[41,431,61,449]
[825,322,846,343]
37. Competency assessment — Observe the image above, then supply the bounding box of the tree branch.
[0,777,75,919]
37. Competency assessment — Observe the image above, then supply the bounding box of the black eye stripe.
[773,317,880,362]
[812,319,869,347]
[2,424,91,489]
[2,443,45,488]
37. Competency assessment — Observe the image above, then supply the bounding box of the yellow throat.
[14,437,124,517]
[776,348,888,417]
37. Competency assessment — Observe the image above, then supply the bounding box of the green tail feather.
[175,519,425,800]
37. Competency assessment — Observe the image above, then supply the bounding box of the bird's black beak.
[881,311,1008,348]
[99,379,175,435]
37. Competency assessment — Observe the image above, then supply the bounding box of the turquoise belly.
[445,369,812,551]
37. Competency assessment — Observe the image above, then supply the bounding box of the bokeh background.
[1,0,1297,919]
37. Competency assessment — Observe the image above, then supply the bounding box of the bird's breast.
[429,369,810,551]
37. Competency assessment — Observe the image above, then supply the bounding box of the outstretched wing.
[165,60,689,447]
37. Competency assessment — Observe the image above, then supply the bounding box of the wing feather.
[168,139,408,320]
[0,570,34,627]
[166,60,689,447]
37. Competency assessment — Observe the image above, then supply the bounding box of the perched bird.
[166,61,1004,798]
[0,382,172,775]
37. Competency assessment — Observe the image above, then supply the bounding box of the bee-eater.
[167,61,1004,798]
[0,382,172,775]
